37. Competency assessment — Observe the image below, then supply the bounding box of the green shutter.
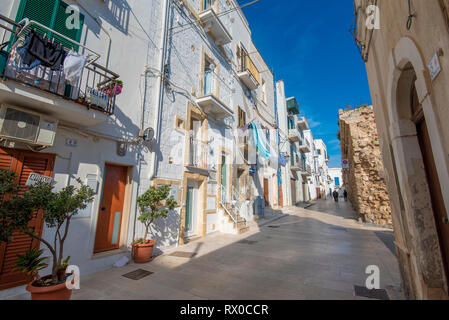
[16,0,84,51]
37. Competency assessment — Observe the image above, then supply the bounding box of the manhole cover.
[238,240,258,245]
[268,226,280,229]
[168,251,197,258]
[354,285,390,300]
[122,269,153,280]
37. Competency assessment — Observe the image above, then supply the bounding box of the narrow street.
[42,199,404,300]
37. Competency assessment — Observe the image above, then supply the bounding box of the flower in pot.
[0,170,94,300]
[133,185,176,263]
[103,79,123,97]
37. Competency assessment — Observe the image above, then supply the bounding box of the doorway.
[291,179,296,205]
[185,181,199,237]
[94,164,128,253]
[263,178,269,206]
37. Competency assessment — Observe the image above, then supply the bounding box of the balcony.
[297,116,309,130]
[299,139,311,153]
[290,160,301,172]
[301,163,312,177]
[199,9,232,46]
[196,71,233,120]
[237,47,260,90]
[186,137,208,171]
[0,17,119,127]
[287,97,299,115]
[288,129,301,143]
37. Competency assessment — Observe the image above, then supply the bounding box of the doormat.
[122,269,153,280]
[168,251,197,258]
[238,239,258,245]
[354,285,390,300]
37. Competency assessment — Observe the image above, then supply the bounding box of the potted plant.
[0,170,94,300]
[102,79,123,97]
[133,185,176,263]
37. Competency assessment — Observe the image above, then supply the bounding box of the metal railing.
[238,46,260,85]
[201,70,232,108]
[188,136,208,169]
[0,16,119,115]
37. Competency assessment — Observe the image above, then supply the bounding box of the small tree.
[0,170,94,285]
[135,185,176,243]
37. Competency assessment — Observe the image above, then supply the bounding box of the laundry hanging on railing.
[22,30,67,71]
[249,121,279,168]
[63,51,86,85]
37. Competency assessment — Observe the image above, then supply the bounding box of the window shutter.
[53,1,84,51]
[16,0,84,51]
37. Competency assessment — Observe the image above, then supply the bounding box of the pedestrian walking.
[343,189,348,201]
[332,190,339,202]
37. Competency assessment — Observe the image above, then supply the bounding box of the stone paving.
[6,199,404,300]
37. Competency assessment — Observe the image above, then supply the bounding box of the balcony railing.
[188,137,208,169]
[0,17,119,115]
[238,49,260,85]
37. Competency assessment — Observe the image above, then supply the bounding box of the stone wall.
[339,106,392,228]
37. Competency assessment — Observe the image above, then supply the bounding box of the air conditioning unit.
[0,104,58,147]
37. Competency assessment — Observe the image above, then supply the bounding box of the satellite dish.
[143,127,154,142]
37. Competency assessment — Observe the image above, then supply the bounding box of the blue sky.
[240,0,372,168]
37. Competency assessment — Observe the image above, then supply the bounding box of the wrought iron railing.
[0,16,119,115]
[238,46,260,85]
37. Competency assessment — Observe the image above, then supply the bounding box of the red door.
[0,148,55,290]
[94,164,127,253]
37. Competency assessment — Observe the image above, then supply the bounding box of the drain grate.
[238,240,258,245]
[122,269,153,280]
[354,285,390,300]
[268,225,280,229]
[168,251,197,258]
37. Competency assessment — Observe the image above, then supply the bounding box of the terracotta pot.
[26,278,72,300]
[132,240,156,263]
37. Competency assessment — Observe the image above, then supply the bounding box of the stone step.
[238,226,250,234]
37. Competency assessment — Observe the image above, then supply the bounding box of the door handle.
[101,207,106,211]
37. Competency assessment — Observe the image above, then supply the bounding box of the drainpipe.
[149,0,170,181]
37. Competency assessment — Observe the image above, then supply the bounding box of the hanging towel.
[63,51,86,86]
[250,121,271,160]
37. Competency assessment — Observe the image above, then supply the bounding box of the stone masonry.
[339,106,392,228]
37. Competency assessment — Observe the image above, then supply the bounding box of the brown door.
[0,148,55,290]
[416,119,449,277]
[279,186,283,208]
[263,178,269,207]
[291,179,296,205]
[94,164,127,253]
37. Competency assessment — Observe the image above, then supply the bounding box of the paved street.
[8,199,403,300]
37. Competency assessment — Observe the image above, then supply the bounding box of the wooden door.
[279,185,283,208]
[263,178,269,206]
[0,148,55,290]
[94,164,127,253]
[291,179,296,205]
[416,119,449,277]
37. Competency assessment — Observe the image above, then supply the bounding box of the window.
[203,58,214,95]
[261,79,267,103]
[334,177,340,187]
[174,115,185,131]
[288,117,295,130]
[204,0,214,10]
[238,107,246,127]
[317,149,321,155]
[16,0,85,51]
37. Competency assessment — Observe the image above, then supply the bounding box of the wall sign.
[342,159,349,169]
[25,172,53,186]
[428,52,442,81]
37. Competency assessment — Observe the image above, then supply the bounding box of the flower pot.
[26,277,72,300]
[103,84,123,97]
[132,240,156,263]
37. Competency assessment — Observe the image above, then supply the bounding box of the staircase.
[220,185,250,234]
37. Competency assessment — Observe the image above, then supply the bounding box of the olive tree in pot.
[0,170,94,300]
[133,185,176,263]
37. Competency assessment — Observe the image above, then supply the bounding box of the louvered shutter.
[16,0,84,51]
[0,148,55,290]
